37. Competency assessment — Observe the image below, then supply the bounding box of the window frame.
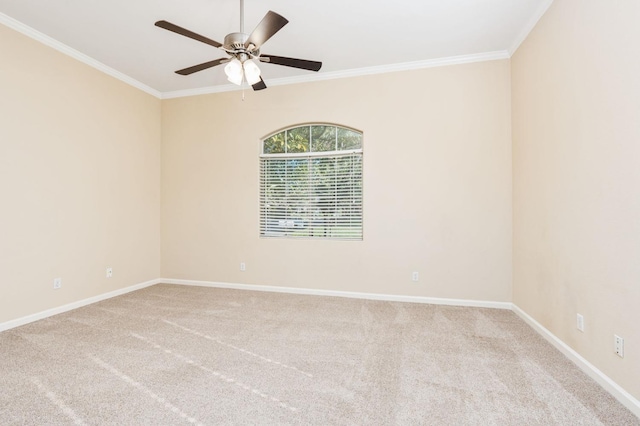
[259,124,363,241]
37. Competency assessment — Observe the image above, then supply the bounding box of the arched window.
[260,124,363,240]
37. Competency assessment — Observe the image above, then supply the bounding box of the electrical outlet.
[412,272,419,282]
[53,278,62,289]
[576,314,584,332]
[106,267,113,278]
[614,335,624,358]
[240,262,246,272]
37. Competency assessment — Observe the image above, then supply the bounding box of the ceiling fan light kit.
[155,0,322,91]
[224,58,244,85]
[242,59,262,85]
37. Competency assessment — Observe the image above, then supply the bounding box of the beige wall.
[512,0,640,399]
[161,60,513,302]
[0,24,162,323]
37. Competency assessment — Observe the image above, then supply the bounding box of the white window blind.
[260,125,363,240]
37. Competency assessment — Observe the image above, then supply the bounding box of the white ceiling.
[0,0,552,97]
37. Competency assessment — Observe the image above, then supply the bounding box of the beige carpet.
[0,284,637,425]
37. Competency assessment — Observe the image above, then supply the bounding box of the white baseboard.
[512,304,640,418]
[0,278,162,333]
[160,278,512,310]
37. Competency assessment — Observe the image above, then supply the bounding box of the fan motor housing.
[224,32,249,51]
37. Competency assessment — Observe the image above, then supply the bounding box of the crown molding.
[508,0,554,56]
[160,50,511,99]
[0,12,162,99]
[160,83,242,99]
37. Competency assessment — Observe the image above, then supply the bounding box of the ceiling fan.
[155,0,322,91]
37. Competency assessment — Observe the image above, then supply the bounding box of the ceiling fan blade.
[252,77,267,91]
[155,20,222,48]
[175,58,228,75]
[244,11,288,49]
[260,55,322,72]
